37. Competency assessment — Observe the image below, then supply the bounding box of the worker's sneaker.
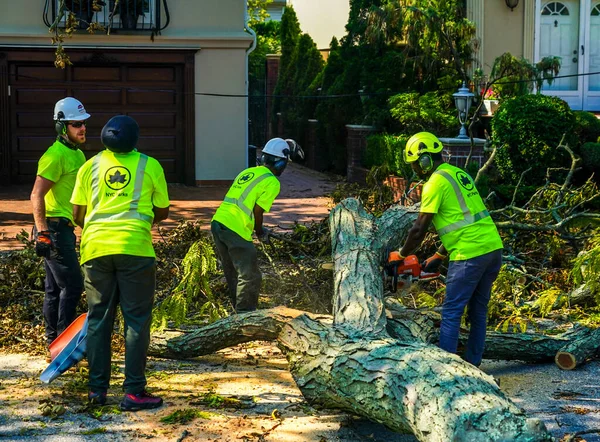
[120,391,163,411]
[88,391,107,406]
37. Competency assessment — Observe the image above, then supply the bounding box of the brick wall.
[346,125,375,183]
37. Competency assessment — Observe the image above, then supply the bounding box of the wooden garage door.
[7,52,191,184]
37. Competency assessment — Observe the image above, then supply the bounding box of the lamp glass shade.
[452,82,474,115]
[505,0,519,9]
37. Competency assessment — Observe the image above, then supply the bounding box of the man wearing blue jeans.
[397,132,503,367]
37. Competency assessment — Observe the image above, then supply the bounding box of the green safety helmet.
[404,132,444,164]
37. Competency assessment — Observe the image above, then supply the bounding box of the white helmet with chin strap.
[53,97,91,122]
[262,138,290,159]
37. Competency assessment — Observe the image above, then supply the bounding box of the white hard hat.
[262,138,290,159]
[53,97,91,121]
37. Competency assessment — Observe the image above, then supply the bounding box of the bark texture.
[278,314,550,441]
[148,198,554,441]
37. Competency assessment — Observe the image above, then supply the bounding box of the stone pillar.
[266,54,280,140]
[439,137,488,169]
[346,125,376,183]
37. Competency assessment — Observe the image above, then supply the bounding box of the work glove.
[422,252,446,273]
[257,227,271,245]
[35,230,56,258]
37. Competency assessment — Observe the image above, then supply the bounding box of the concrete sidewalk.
[0,162,338,251]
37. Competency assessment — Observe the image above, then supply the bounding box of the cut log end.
[555,351,577,370]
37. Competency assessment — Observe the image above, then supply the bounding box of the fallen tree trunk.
[150,198,552,441]
[555,325,600,370]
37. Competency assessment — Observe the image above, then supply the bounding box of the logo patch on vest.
[456,171,474,191]
[105,166,132,191]
[237,172,255,185]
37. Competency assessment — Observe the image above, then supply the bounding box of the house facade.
[267,0,349,50]
[468,0,600,111]
[0,0,254,186]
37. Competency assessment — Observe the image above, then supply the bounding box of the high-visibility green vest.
[420,163,503,261]
[36,139,86,223]
[213,166,280,241]
[71,150,170,264]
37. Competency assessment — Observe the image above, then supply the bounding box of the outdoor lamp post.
[452,81,474,139]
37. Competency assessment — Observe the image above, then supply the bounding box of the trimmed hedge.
[364,134,413,179]
[580,142,600,170]
[491,94,577,185]
[574,111,600,144]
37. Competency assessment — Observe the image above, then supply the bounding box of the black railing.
[43,0,170,32]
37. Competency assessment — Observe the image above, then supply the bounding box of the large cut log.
[150,198,553,441]
[555,325,600,370]
[279,314,550,441]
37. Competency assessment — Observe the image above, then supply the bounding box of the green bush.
[580,142,600,170]
[491,94,577,185]
[574,111,600,144]
[388,91,458,136]
[364,134,413,179]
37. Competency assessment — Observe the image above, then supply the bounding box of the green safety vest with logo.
[212,166,280,241]
[420,163,503,261]
[36,139,86,223]
[70,149,170,265]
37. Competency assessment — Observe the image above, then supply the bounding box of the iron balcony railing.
[43,0,170,33]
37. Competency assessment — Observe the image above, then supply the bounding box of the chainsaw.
[384,252,440,293]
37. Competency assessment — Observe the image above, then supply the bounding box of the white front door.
[537,0,600,110]
[583,1,600,108]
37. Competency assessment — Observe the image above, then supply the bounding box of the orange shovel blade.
[48,313,87,361]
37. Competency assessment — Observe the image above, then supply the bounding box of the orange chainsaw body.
[385,252,439,292]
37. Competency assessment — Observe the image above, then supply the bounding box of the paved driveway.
[0,162,338,251]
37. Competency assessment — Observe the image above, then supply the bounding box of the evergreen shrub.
[364,134,412,179]
[491,94,577,185]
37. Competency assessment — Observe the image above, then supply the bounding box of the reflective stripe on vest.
[434,169,490,237]
[87,152,152,223]
[223,172,274,218]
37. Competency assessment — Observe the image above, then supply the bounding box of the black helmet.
[101,115,139,153]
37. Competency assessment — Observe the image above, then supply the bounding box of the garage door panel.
[15,66,66,82]
[128,67,175,82]
[75,90,122,105]
[16,113,53,129]
[138,136,176,152]
[73,67,121,81]
[16,89,67,105]
[15,160,39,178]
[127,90,176,105]
[130,113,177,128]
[17,136,57,153]
[156,158,176,174]
[9,56,186,184]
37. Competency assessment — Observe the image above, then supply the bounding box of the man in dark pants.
[397,132,503,367]
[211,138,302,313]
[71,115,169,410]
[30,97,89,361]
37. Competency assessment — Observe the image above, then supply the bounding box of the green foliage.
[531,288,564,318]
[488,265,532,331]
[483,53,561,99]
[574,111,600,144]
[280,33,324,146]
[580,142,600,171]
[330,166,396,216]
[571,233,600,301]
[388,91,457,136]
[364,133,413,179]
[159,408,214,424]
[247,0,273,27]
[153,238,226,331]
[491,94,577,185]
